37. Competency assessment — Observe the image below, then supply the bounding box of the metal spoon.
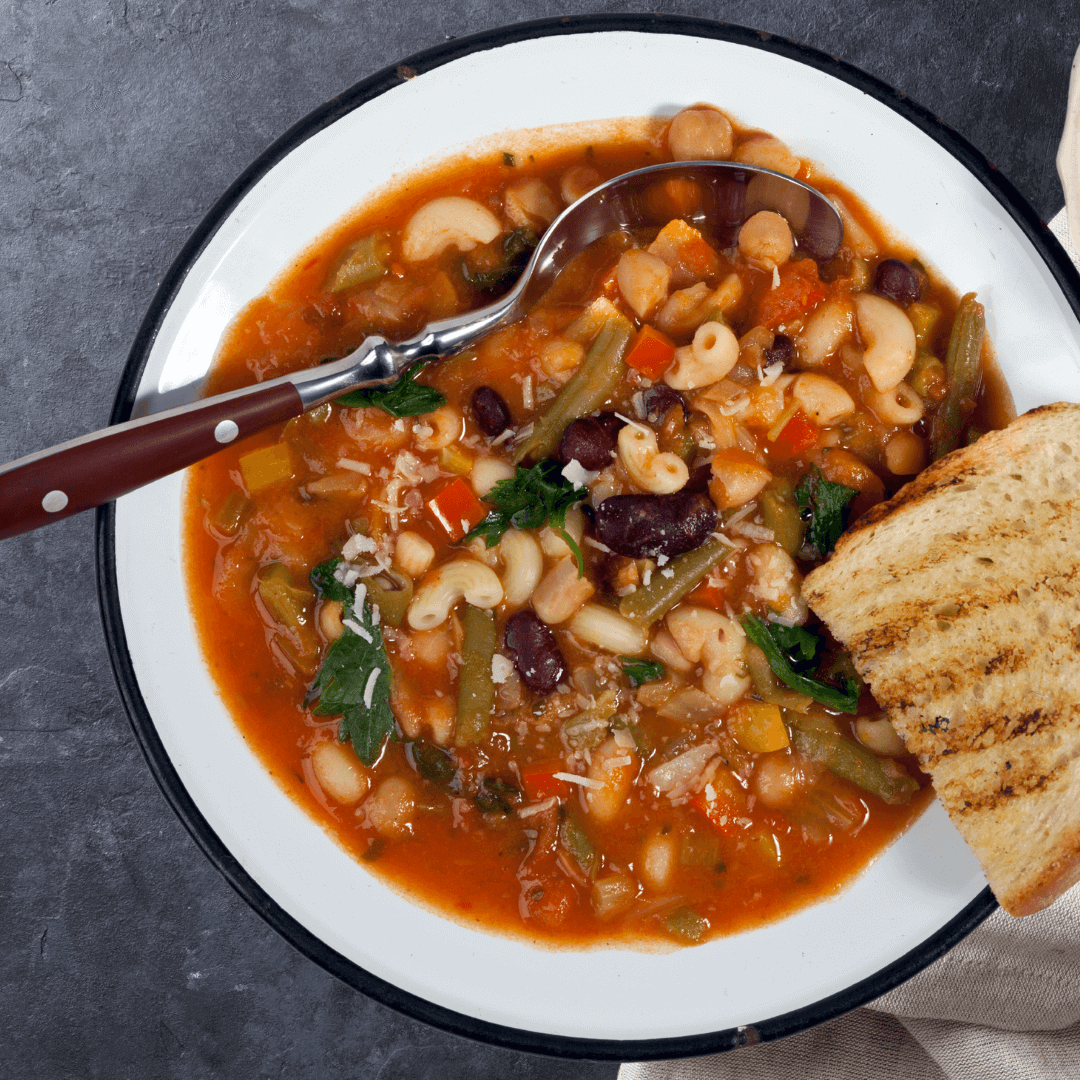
[0,160,842,540]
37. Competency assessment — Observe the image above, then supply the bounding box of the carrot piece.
[773,410,820,456]
[426,477,486,541]
[757,261,827,330]
[625,325,676,380]
[521,760,572,802]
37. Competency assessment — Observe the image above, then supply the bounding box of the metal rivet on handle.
[214,419,239,444]
[42,490,69,513]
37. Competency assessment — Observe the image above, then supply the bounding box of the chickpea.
[733,135,801,177]
[738,211,794,270]
[560,165,601,205]
[616,249,671,319]
[667,107,734,161]
[753,752,813,809]
[319,599,345,642]
[364,777,417,838]
[539,338,585,382]
[885,430,927,475]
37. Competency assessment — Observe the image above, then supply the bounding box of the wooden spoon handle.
[0,381,303,540]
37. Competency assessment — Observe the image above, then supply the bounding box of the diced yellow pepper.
[239,443,293,492]
[439,444,474,476]
[908,301,941,350]
[727,701,790,753]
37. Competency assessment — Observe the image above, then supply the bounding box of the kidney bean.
[594,492,717,559]
[873,259,924,306]
[640,384,685,425]
[504,610,567,696]
[764,332,794,368]
[557,414,623,470]
[471,386,512,436]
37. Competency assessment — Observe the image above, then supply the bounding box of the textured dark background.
[0,2,1076,1077]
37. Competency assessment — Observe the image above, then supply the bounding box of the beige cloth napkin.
[620,207,1080,1080]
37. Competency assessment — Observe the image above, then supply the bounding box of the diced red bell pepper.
[520,760,572,802]
[625,325,677,380]
[773,410,820,456]
[426,477,486,542]
[690,770,747,836]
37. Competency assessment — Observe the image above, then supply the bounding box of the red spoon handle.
[0,381,304,540]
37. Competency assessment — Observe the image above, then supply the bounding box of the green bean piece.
[619,535,734,627]
[930,293,985,461]
[760,480,805,556]
[513,315,634,463]
[679,831,720,868]
[612,716,652,756]
[664,906,709,944]
[329,233,391,292]
[790,712,920,805]
[211,490,250,536]
[455,605,497,746]
[256,563,319,659]
[560,815,599,879]
[363,567,414,628]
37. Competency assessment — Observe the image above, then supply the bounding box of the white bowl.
[97,15,1080,1060]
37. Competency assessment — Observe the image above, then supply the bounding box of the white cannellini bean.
[865,381,925,426]
[310,741,370,805]
[407,559,504,630]
[616,249,671,319]
[797,297,854,368]
[497,529,543,607]
[539,505,585,557]
[470,455,516,498]
[855,293,916,392]
[855,717,908,756]
[585,736,639,823]
[829,194,879,258]
[665,605,729,663]
[638,830,679,891]
[394,531,435,578]
[364,777,417,838]
[401,197,501,262]
[748,543,808,624]
[792,372,857,426]
[617,424,689,494]
[569,603,648,656]
[532,556,595,625]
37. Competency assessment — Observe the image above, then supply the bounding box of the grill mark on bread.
[804,402,1080,917]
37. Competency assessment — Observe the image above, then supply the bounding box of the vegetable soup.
[184,105,1008,946]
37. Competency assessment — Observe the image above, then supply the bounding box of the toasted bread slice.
[802,402,1080,915]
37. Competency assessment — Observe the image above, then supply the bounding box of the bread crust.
[803,402,1080,916]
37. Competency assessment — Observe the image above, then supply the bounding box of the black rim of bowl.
[95,12,1076,1062]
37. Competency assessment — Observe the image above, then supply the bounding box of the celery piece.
[760,480,804,555]
[364,568,414,628]
[665,906,709,944]
[211,490,250,536]
[560,815,599,879]
[329,233,391,292]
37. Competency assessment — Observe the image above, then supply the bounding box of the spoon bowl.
[0,159,840,540]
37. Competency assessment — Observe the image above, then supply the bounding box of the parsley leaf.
[767,623,821,666]
[465,459,586,572]
[308,558,396,764]
[335,362,446,417]
[740,614,859,713]
[621,657,665,686]
[461,228,537,291]
[794,465,858,557]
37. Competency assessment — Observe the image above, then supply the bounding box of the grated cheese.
[491,654,514,684]
[660,567,675,579]
[552,772,605,790]
[522,374,534,411]
[772,264,781,289]
[342,617,373,643]
[561,458,597,488]
[517,796,559,819]
[718,393,751,417]
[759,361,784,387]
[363,668,381,709]
[353,582,367,611]
[342,533,377,560]
[731,522,775,543]
[488,428,513,446]
[584,537,612,553]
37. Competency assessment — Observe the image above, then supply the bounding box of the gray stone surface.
[0,1,1075,1076]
